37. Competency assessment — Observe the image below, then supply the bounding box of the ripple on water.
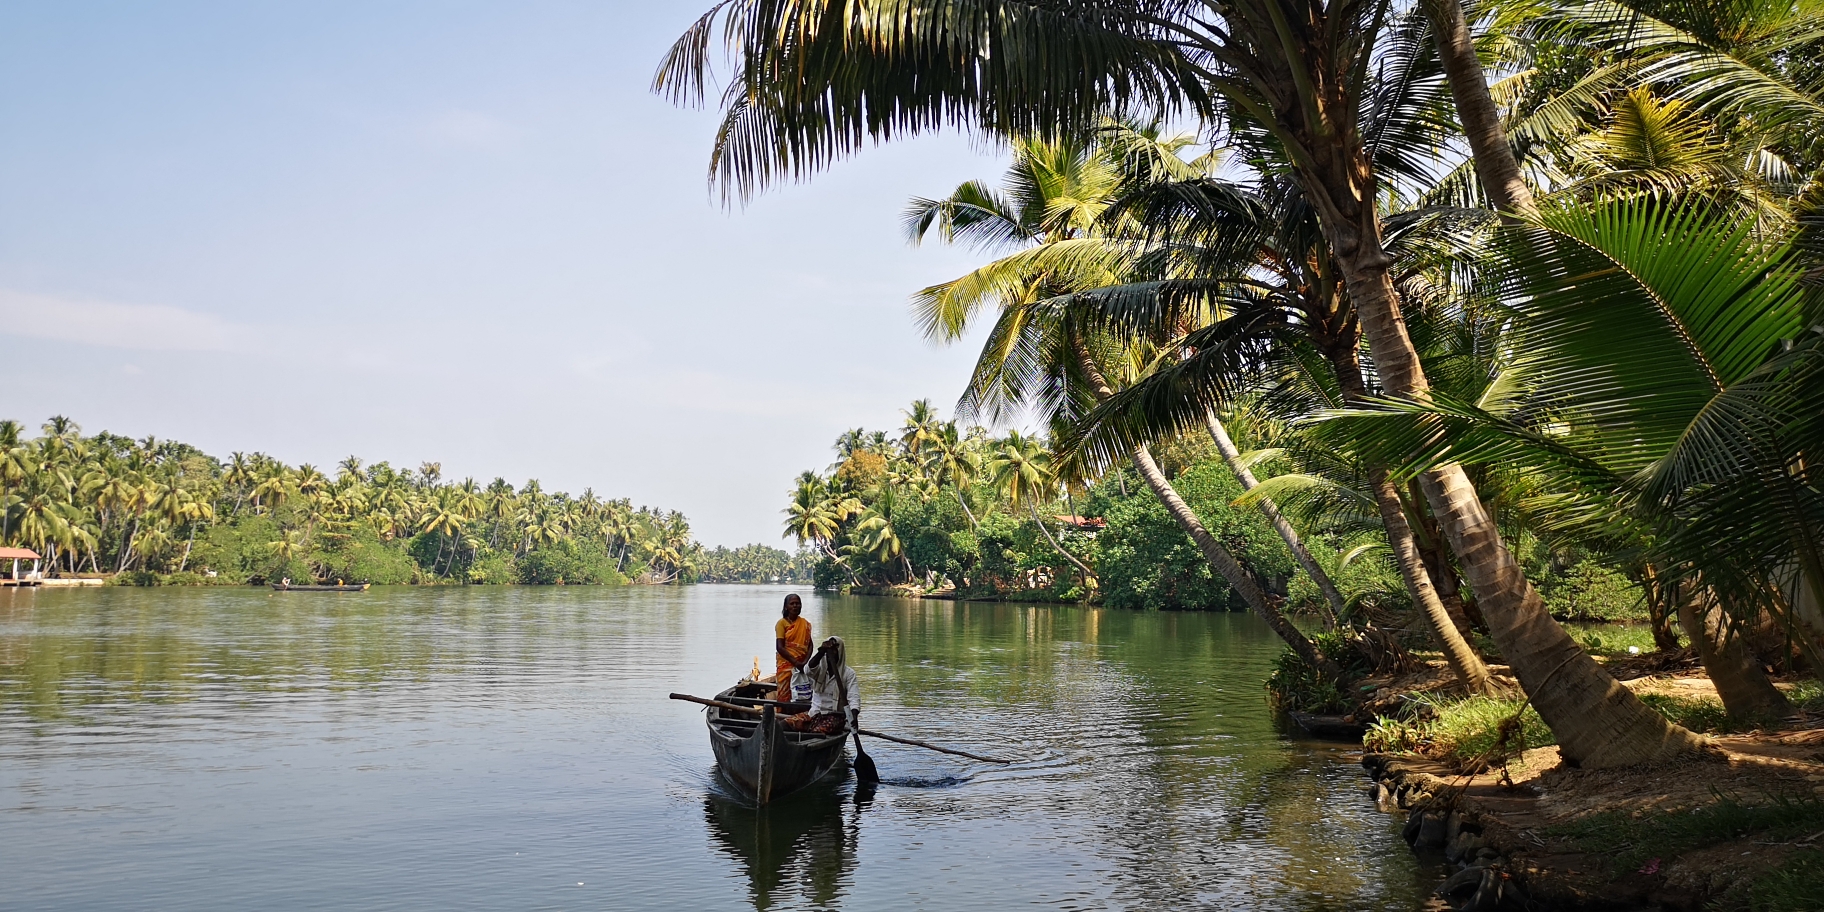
[1,585,1432,911]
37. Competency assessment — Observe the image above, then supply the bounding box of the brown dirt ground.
[1364,669,1824,910]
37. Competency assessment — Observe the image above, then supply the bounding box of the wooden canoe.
[271,582,371,592]
[706,681,848,805]
[1288,710,1367,741]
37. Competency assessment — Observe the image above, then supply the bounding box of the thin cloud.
[0,289,251,351]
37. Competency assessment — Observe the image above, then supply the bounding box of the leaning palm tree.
[658,0,1698,766]
[984,430,1098,587]
[849,484,915,582]
[925,421,983,528]
[1054,169,1499,692]
[1311,198,1819,720]
[906,128,1341,669]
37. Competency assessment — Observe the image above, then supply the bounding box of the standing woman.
[774,594,812,704]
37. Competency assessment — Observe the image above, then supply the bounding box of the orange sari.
[774,616,812,700]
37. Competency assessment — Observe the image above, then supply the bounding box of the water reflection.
[705,783,864,911]
[1,585,1431,912]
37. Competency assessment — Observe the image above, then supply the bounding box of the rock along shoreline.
[1362,727,1824,912]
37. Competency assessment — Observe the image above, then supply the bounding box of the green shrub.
[1096,461,1292,611]
[1568,622,1661,658]
[811,554,848,591]
[515,539,626,585]
[1364,695,1554,764]
[188,514,283,582]
[1542,560,1648,621]
[1742,847,1824,912]
[1636,692,1735,733]
[113,570,158,587]
[465,549,515,585]
[155,571,233,586]
[322,531,419,585]
[1266,631,1369,713]
[1787,680,1824,712]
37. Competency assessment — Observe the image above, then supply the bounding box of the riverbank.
[1356,661,1824,911]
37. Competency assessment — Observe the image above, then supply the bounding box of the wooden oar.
[851,728,1011,764]
[669,693,1014,764]
[852,730,881,784]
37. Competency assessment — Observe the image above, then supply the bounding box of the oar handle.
[670,692,761,715]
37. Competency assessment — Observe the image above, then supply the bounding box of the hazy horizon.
[0,2,1013,547]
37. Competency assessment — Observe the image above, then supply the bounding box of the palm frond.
[653,0,1206,201]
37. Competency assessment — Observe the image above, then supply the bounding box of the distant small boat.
[271,582,370,592]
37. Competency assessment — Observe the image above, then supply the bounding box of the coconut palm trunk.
[1075,342,1337,676]
[1128,445,1338,677]
[1301,146,1702,765]
[1371,469,1496,695]
[1205,412,1345,629]
[1423,0,1537,220]
[1408,478,1481,636]
[116,518,138,573]
[954,488,978,529]
[1325,341,1494,692]
[178,523,199,573]
[1027,499,1094,587]
[1676,585,1791,721]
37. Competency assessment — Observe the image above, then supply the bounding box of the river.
[0,584,1434,911]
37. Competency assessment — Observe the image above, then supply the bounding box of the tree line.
[669,0,1823,769]
[0,418,700,586]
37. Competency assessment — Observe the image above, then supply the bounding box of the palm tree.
[223,452,256,517]
[905,128,1342,670]
[925,422,983,528]
[658,0,1697,767]
[1314,198,1818,720]
[900,399,945,458]
[985,430,1097,588]
[0,421,32,542]
[1053,169,1497,691]
[849,484,915,582]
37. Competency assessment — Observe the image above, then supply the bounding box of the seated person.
[784,636,859,735]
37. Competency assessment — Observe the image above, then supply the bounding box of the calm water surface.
[0,584,1430,911]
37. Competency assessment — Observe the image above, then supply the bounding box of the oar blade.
[853,733,881,784]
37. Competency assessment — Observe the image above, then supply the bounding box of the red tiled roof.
[0,547,40,560]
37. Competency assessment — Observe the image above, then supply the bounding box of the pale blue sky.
[0,2,1010,547]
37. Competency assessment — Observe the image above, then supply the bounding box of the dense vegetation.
[0,418,699,586]
[785,408,1304,603]
[668,0,1824,784]
[696,543,815,583]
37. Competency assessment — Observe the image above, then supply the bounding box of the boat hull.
[271,583,370,592]
[706,683,847,805]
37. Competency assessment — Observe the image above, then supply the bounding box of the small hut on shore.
[0,547,42,586]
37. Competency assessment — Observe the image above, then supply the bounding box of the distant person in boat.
[774,594,813,704]
[785,636,859,736]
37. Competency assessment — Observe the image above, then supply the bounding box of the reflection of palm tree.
[702,793,858,912]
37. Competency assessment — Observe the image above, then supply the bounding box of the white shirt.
[807,665,860,716]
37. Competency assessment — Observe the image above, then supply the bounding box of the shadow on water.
[704,778,865,912]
